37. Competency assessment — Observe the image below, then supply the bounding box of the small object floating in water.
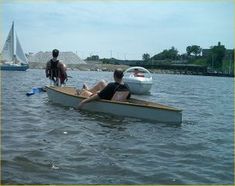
[51,163,59,170]
[63,131,68,134]
[26,87,46,96]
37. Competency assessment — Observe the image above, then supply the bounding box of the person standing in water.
[45,49,67,86]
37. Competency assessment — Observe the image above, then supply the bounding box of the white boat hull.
[0,63,29,71]
[46,86,182,124]
[123,66,153,95]
[123,77,152,94]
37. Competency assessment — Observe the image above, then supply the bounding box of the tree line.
[86,42,233,74]
[142,42,233,73]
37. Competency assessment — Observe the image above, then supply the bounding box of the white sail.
[16,33,28,64]
[2,22,14,62]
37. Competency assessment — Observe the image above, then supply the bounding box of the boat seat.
[111,91,130,102]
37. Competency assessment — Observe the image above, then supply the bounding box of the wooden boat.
[1,22,29,71]
[46,86,182,124]
[123,66,152,95]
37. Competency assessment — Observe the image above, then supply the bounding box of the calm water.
[1,69,234,184]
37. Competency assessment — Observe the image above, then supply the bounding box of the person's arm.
[78,94,100,109]
[45,62,50,78]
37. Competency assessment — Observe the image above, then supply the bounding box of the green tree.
[86,55,99,61]
[212,45,226,69]
[186,46,192,56]
[152,46,179,60]
[142,53,150,61]
[208,42,226,69]
[191,45,202,56]
[101,58,110,64]
[186,45,202,56]
[168,47,178,59]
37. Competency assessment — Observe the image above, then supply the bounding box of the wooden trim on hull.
[45,86,182,124]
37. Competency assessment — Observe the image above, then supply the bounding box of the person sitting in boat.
[133,68,145,77]
[45,49,68,86]
[76,80,108,97]
[78,68,131,109]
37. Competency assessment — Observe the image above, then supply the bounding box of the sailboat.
[0,22,29,71]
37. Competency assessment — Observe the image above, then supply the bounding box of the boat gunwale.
[46,86,182,112]
[123,75,153,84]
[123,78,153,85]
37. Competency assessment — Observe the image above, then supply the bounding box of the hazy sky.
[1,0,234,60]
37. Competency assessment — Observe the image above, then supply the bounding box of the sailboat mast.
[12,21,15,62]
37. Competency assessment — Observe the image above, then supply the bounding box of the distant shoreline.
[28,62,234,77]
[29,62,129,72]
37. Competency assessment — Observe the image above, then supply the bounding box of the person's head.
[134,68,139,73]
[113,68,124,82]
[52,49,59,58]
